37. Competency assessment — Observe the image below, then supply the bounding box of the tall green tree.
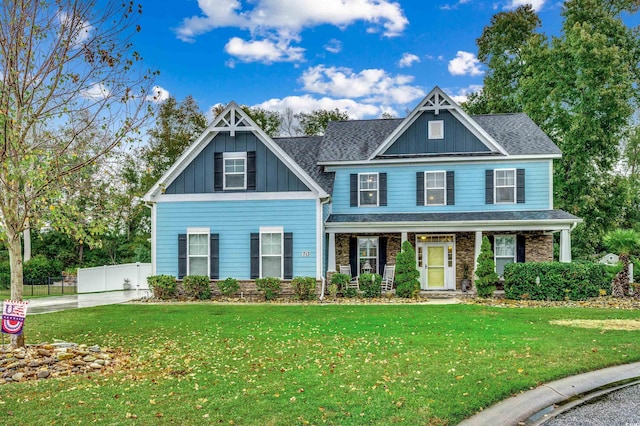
[295,108,350,136]
[0,0,154,346]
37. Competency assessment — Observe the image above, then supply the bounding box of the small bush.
[291,276,317,300]
[475,236,498,298]
[395,241,420,298]
[24,255,63,284]
[328,283,339,299]
[331,273,357,298]
[503,261,609,301]
[255,277,281,301]
[0,273,9,289]
[182,275,211,300]
[217,277,240,297]
[148,275,178,299]
[360,273,382,298]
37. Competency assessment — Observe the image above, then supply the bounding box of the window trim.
[259,226,284,279]
[428,120,444,140]
[187,227,210,276]
[494,168,516,204]
[494,234,516,276]
[424,170,447,206]
[223,152,247,190]
[358,172,379,207]
[357,236,379,275]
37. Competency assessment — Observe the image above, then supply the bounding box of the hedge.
[148,275,177,300]
[182,275,211,300]
[503,261,609,301]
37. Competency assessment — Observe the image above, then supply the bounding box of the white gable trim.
[368,86,509,160]
[143,102,328,201]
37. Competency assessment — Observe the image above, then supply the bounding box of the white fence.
[77,263,152,293]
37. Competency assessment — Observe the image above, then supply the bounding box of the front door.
[417,241,455,290]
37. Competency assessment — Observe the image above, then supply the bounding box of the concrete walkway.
[459,362,640,425]
[25,289,150,314]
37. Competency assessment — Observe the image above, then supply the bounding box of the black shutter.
[349,237,357,276]
[178,234,187,279]
[350,174,358,207]
[284,233,293,279]
[250,233,259,279]
[210,234,219,279]
[488,235,495,255]
[446,171,455,205]
[517,235,526,263]
[516,169,525,203]
[214,152,223,191]
[379,237,387,274]
[485,170,494,204]
[416,172,424,206]
[379,173,387,206]
[247,151,256,191]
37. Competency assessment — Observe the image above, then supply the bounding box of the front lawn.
[3,304,640,424]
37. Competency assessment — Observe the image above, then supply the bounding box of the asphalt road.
[544,384,640,426]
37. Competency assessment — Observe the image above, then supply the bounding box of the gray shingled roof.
[327,210,580,223]
[471,113,561,156]
[317,112,560,163]
[273,136,334,193]
[317,118,403,162]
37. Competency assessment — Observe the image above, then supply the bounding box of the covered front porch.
[324,210,581,291]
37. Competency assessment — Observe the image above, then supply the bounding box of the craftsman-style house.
[143,87,581,291]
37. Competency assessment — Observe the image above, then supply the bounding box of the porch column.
[401,232,408,244]
[559,229,571,263]
[327,232,337,272]
[474,231,483,275]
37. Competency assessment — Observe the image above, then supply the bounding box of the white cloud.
[504,0,546,11]
[175,0,408,62]
[445,85,483,104]
[224,37,305,63]
[398,53,420,68]
[81,83,110,100]
[448,51,483,76]
[324,39,342,54]
[58,11,94,47]
[300,65,425,106]
[253,95,385,120]
[146,86,170,103]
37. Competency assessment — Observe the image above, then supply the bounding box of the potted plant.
[460,262,471,292]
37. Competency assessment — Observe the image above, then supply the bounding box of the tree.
[475,236,498,298]
[0,0,154,346]
[395,241,420,298]
[141,96,207,191]
[603,228,640,297]
[295,108,350,136]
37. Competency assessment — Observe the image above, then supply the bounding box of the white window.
[223,152,247,190]
[260,227,283,278]
[425,171,446,206]
[495,169,516,203]
[494,235,516,276]
[188,228,209,276]
[358,237,378,275]
[358,173,379,206]
[428,120,444,139]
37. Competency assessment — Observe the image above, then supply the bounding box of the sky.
[131,0,636,120]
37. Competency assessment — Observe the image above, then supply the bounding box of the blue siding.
[166,131,310,194]
[156,199,317,279]
[331,160,551,214]
[384,110,490,156]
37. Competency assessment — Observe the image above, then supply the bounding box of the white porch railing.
[77,262,152,293]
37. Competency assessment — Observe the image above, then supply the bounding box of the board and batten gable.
[155,199,318,279]
[382,110,492,156]
[165,131,311,194]
[328,160,552,214]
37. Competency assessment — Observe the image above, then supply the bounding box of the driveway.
[25,289,149,314]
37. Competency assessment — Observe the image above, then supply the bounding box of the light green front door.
[418,243,448,290]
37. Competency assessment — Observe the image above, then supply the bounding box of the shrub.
[217,277,240,297]
[148,275,177,300]
[182,275,211,300]
[330,273,356,298]
[291,276,317,300]
[475,236,498,298]
[328,283,339,299]
[255,277,281,301]
[503,261,609,301]
[0,273,9,289]
[360,273,382,298]
[395,241,420,298]
[24,255,63,284]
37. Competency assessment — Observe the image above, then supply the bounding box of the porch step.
[420,290,470,299]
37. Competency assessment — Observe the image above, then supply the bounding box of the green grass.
[3,304,640,425]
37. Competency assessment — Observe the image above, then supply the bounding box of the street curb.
[458,362,640,426]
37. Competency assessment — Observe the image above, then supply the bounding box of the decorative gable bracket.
[211,104,253,137]
[419,91,453,115]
